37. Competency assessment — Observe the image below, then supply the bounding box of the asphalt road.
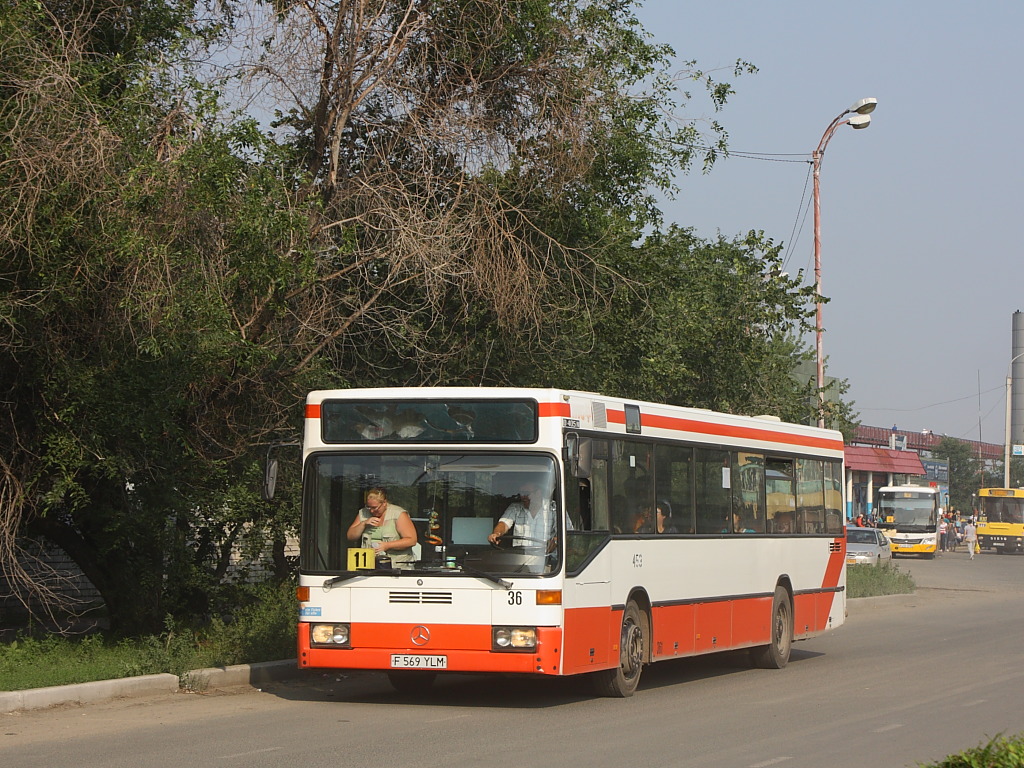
[2,547,1022,768]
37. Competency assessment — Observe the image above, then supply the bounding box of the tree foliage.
[0,0,833,635]
[932,437,982,512]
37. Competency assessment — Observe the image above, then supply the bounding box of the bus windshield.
[877,493,936,531]
[302,452,561,577]
[982,497,1024,525]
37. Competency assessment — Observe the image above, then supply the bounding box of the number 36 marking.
[507,591,523,605]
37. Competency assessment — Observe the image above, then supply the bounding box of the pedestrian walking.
[946,516,959,552]
[964,519,978,560]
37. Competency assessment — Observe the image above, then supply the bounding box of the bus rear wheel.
[750,586,793,669]
[592,600,646,697]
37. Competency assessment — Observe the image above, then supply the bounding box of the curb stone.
[0,659,299,714]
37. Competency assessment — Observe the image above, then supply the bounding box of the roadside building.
[845,425,1002,521]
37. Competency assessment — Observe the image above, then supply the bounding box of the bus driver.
[488,480,557,551]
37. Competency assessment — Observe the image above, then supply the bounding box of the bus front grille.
[389,591,453,604]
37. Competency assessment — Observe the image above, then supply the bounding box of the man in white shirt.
[964,520,978,560]
[488,481,556,550]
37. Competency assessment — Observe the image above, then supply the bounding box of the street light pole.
[1004,352,1024,487]
[812,97,877,428]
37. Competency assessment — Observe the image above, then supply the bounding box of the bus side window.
[824,460,844,534]
[765,457,795,534]
[797,458,825,534]
[733,452,765,534]
[655,443,694,534]
[587,440,611,532]
[695,448,730,534]
[610,441,653,534]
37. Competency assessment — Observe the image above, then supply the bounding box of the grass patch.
[846,562,915,598]
[0,581,297,692]
[919,733,1024,767]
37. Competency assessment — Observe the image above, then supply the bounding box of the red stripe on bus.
[583,403,843,451]
[538,401,571,417]
[822,537,846,592]
[793,590,838,638]
[627,410,844,451]
[561,606,620,674]
[563,591,836,673]
[297,623,563,675]
[306,403,321,419]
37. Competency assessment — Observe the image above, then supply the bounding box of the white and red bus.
[287,387,847,696]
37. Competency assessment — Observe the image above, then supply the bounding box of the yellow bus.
[976,488,1024,554]
[876,486,939,558]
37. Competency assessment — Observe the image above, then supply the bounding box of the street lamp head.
[848,113,871,129]
[849,97,877,115]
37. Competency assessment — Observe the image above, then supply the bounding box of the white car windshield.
[846,529,877,544]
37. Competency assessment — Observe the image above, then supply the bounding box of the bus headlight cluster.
[310,623,350,647]
[493,626,537,651]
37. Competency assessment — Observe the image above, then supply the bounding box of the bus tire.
[387,671,437,694]
[592,601,645,697]
[750,586,793,670]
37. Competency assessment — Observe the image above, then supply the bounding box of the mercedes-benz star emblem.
[411,625,430,646]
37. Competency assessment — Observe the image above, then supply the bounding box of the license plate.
[390,654,448,669]
[846,558,856,565]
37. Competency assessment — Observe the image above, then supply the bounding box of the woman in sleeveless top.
[346,487,418,568]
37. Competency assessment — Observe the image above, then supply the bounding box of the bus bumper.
[297,622,565,676]
[980,535,1023,553]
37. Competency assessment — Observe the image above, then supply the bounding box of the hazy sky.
[634,0,1022,445]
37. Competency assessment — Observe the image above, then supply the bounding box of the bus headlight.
[310,623,350,647]
[493,626,537,651]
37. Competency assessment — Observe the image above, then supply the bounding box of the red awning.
[844,446,925,475]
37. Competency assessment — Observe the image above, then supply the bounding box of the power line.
[669,139,811,164]
[858,385,1004,413]
[782,163,813,270]
[726,151,809,163]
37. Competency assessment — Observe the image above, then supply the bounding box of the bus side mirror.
[262,457,279,501]
[565,434,592,479]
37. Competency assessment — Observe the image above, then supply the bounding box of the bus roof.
[305,387,845,454]
[978,487,1024,498]
[877,485,938,495]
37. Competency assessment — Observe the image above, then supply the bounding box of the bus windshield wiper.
[323,572,361,588]
[323,564,407,589]
[458,563,512,589]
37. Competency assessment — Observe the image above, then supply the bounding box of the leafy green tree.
[1011,457,1024,489]
[932,437,983,512]
[237,0,758,378]
[1,0,853,638]
[505,227,825,422]
[0,0,764,634]
[0,0,313,632]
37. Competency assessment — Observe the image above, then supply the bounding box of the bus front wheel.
[750,586,793,670]
[592,601,646,697]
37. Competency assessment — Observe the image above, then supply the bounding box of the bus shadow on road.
[266,648,825,708]
[635,647,824,693]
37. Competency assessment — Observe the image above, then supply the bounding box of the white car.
[846,527,893,566]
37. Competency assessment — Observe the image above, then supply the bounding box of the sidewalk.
[0,659,300,714]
